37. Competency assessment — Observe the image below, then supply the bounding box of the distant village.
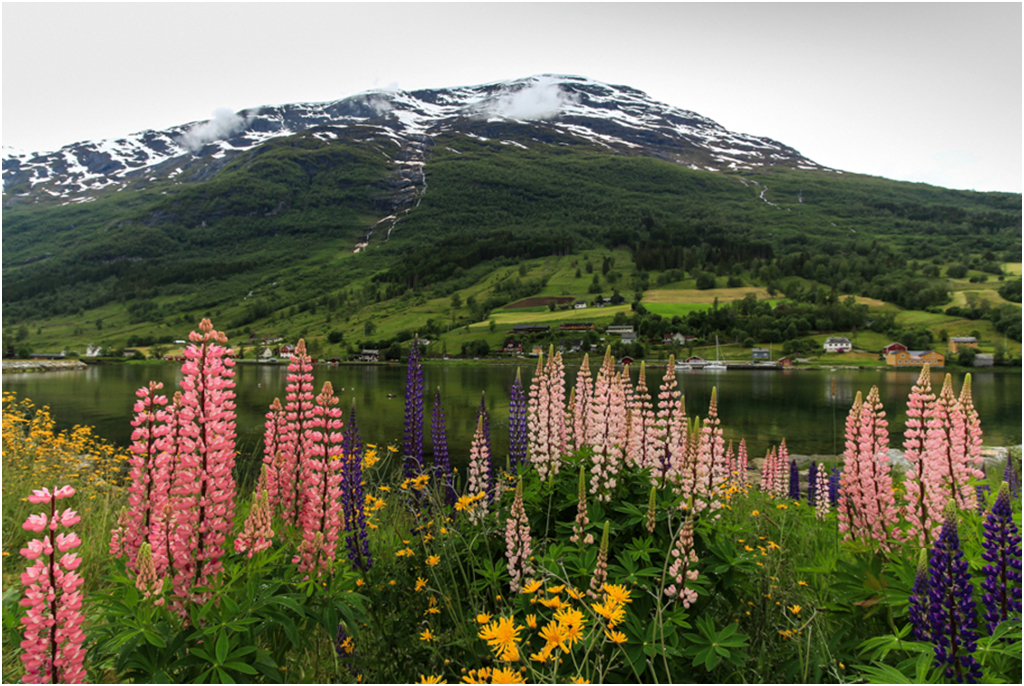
[41,329,989,371]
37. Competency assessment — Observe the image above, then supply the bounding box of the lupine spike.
[509,369,528,475]
[19,486,86,684]
[431,388,455,508]
[788,459,800,501]
[403,337,425,478]
[505,478,534,592]
[571,465,591,546]
[926,501,983,683]
[980,482,1023,634]
[907,548,931,642]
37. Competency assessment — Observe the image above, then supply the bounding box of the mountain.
[3,75,824,203]
[2,75,1020,356]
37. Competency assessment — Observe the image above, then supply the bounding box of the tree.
[363,320,377,337]
[450,293,462,309]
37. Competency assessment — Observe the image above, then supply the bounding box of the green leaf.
[141,629,166,648]
[222,661,259,675]
[215,631,230,664]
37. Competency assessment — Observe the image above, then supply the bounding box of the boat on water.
[674,362,693,372]
[706,336,727,372]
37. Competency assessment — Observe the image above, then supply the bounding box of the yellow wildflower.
[416,676,444,684]
[478,617,523,661]
[476,613,493,624]
[602,584,632,605]
[520,579,543,594]
[750,510,760,516]
[525,613,538,629]
[415,577,428,592]
[604,629,628,644]
[789,605,801,615]
[420,628,435,642]
[427,555,441,567]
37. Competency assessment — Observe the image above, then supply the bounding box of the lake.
[4,362,1021,478]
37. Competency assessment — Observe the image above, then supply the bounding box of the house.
[559,322,595,331]
[885,350,945,368]
[621,331,637,343]
[663,333,687,346]
[86,344,104,358]
[949,336,979,353]
[882,342,908,356]
[258,347,276,359]
[357,349,381,362]
[531,345,545,356]
[606,325,634,336]
[619,356,635,366]
[684,356,705,365]
[122,349,141,358]
[823,337,852,353]
[279,344,297,359]
[972,354,995,367]
[777,357,794,368]
[501,340,523,355]
[573,300,588,310]
[751,348,770,360]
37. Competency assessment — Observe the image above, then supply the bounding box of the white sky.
[2,2,1021,193]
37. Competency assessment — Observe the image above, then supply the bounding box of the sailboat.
[705,336,727,372]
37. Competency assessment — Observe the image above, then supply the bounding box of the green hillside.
[3,130,1021,361]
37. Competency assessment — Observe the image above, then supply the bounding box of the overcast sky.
[2,2,1021,193]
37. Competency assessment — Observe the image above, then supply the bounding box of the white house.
[823,337,852,353]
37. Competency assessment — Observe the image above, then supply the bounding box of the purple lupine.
[980,482,1022,634]
[431,388,455,507]
[975,484,990,515]
[509,369,528,475]
[807,461,819,507]
[829,467,841,506]
[927,502,983,683]
[342,401,372,571]
[788,460,800,501]
[403,338,425,478]
[1003,455,1020,499]
[908,548,931,642]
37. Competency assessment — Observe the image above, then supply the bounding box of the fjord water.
[5,363,1021,475]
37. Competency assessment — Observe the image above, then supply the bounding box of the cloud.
[178,108,254,152]
[480,77,578,120]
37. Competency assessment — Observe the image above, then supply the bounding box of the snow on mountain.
[2,75,823,202]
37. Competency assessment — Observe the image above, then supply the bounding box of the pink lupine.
[665,514,699,608]
[467,415,491,523]
[261,397,288,509]
[571,353,594,452]
[294,382,345,578]
[651,356,682,485]
[588,347,625,501]
[774,439,791,498]
[117,381,170,574]
[627,361,656,471]
[527,352,555,481]
[169,319,237,607]
[505,479,534,592]
[236,486,275,558]
[150,392,189,578]
[547,348,568,461]
[570,466,592,546]
[135,543,162,600]
[279,340,317,527]
[837,386,899,550]
[19,486,87,684]
[760,447,777,494]
[691,387,727,514]
[903,366,942,547]
[957,374,985,489]
[735,439,749,489]
[814,462,831,520]
[926,374,983,512]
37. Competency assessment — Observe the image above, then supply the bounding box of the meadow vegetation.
[2,321,1020,684]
